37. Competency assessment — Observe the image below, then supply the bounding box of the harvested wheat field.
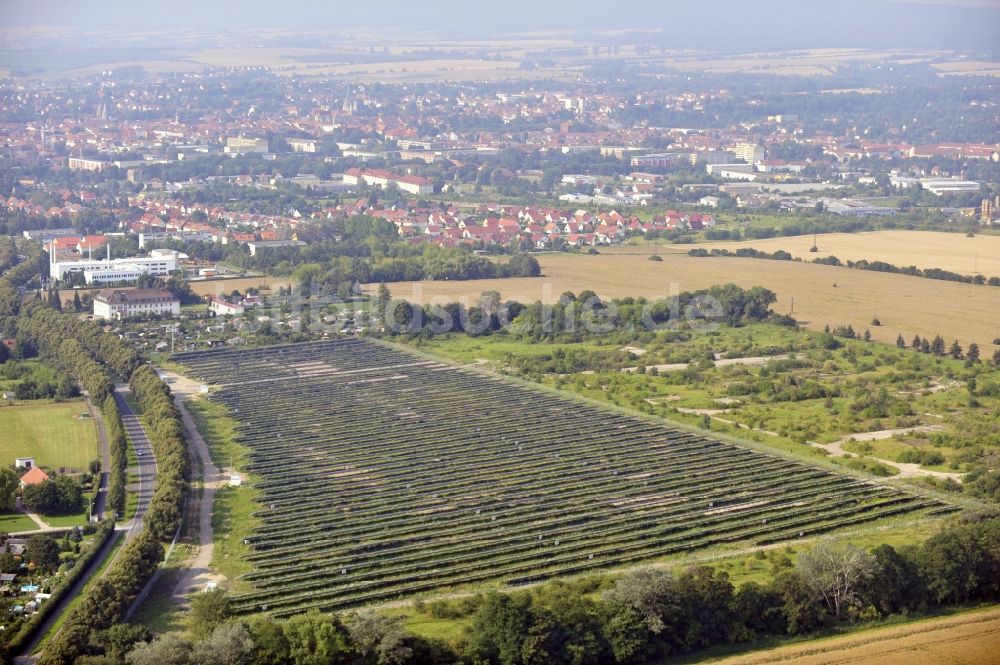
[611,231,1000,278]
[370,253,1000,348]
[705,605,1000,665]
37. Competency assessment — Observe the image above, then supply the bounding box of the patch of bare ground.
[705,605,1000,665]
[809,427,964,481]
[370,252,1000,348]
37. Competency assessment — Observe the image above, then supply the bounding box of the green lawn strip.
[0,512,40,532]
[120,492,139,524]
[180,390,261,594]
[129,541,195,635]
[380,607,472,645]
[39,508,89,529]
[185,398,250,471]
[209,485,261,595]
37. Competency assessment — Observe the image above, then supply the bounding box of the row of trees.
[128,365,188,542]
[384,285,782,342]
[0,245,189,663]
[898,334,995,366]
[88,513,1000,665]
[819,256,1000,288]
[102,394,128,518]
[693,246,1000,289]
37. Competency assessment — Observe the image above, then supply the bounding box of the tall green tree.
[189,588,231,638]
[930,335,946,355]
[0,466,19,511]
[281,610,354,665]
[966,343,980,364]
[464,592,534,665]
[26,534,61,571]
[797,540,877,620]
[189,623,254,665]
[48,287,62,312]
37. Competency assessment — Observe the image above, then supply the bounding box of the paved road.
[15,384,159,664]
[114,383,158,534]
[84,393,112,521]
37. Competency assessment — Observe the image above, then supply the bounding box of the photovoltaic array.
[173,339,953,616]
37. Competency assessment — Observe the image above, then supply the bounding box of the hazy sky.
[2,0,998,51]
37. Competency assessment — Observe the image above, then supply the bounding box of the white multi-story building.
[51,255,177,283]
[93,289,180,319]
[731,142,762,164]
[343,168,434,195]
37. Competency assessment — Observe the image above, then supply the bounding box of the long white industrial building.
[50,255,177,283]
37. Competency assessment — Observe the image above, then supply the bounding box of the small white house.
[14,458,34,469]
[229,474,243,487]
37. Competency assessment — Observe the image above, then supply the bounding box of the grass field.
[369,252,1000,348]
[0,512,39,532]
[628,231,1000,278]
[703,604,1000,665]
[40,510,89,528]
[403,323,999,473]
[128,540,195,634]
[0,401,98,472]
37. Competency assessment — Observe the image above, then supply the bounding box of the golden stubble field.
[706,605,1000,665]
[611,231,1000,278]
[370,253,1000,348]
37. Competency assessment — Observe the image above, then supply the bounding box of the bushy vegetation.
[0,361,78,401]
[75,513,1000,665]
[20,476,83,515]
[386,284,781,341]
